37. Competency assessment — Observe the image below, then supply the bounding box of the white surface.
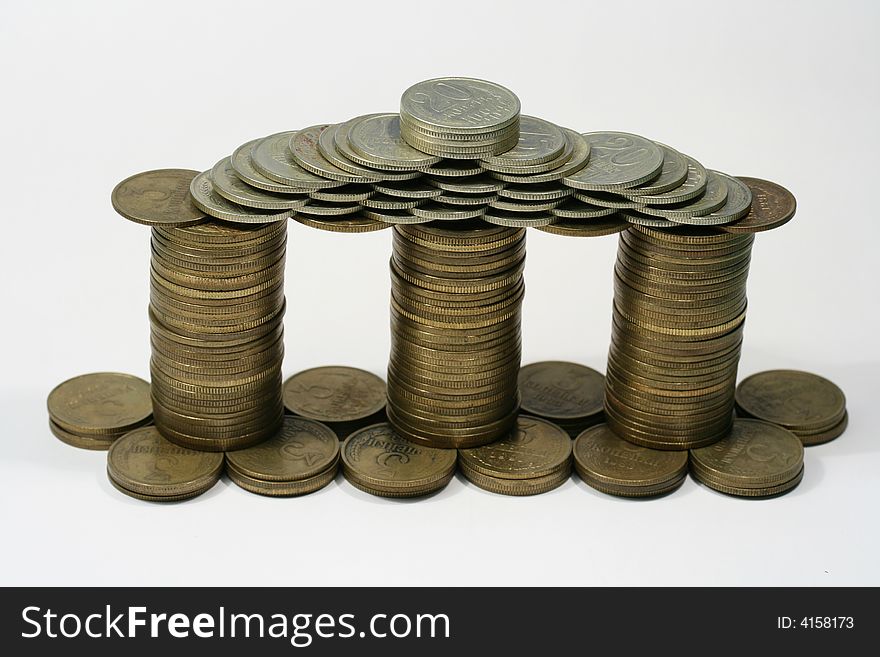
[1,0,878,586]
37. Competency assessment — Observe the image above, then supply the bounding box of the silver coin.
[231,138,308,194]
[483,209,553,227]
[674,172,752,226]
[490,129,590,184]
[428,174,506,194]
[550,198,617,219]
[251,131,343,191]
[189,171,293,224]
[409,202,487,221]
[347,113,440,170]
[620,155,708,205]
[638,170,728,220]
[363,208,432,225]
[620,143,689,196]
[563,131,663,191]
[618,209,678,228]
[400,77,520,133]
[291,125,374,184]
[317,122,385,182]
[489,197,565,213]
[480,115,566,170]
[572,191,642,209]
[309,184,375,203]
[211,158,308,210]
[497,183,573,202]
[372,180,442,199]
[435,191,498,206]
[296,200,362,216]
[362,194,423,211]
[422,160,484,177]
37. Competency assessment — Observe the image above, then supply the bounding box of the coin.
[341,422,457,497]
[535,214,628,237]
[294,215,390,233]
[400,77,520,133]
[48,372,152,437]
[210,157,309,210]
[291,125,375,184]
[620,155,708,205]
[107,425,223,499]
[720,177,796,233]
[734,370,847,443]
[675,172,751,226]
[251,131,343,190]
[347,113,440,170]
[619,143,689,196]
[189,171,294,224]
[480,115,567,171]
[112,169,206,227]
[518,361,605,436]
[459,414,571,477]
[563,131,663,191]
[636,170,729,221]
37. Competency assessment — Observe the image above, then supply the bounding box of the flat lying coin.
[112,169,206,227]
[518,361,605,428]
[720,177,796,233]
[48,372,152,436]
[563,131,663,191]
[283,366,387,425]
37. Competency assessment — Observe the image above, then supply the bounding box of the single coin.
[341,422,457,491]
[483,209,553,227]
[251,131,343,190]
[291,125,374,183]
[573,423,687,488]
[107,426,223,497]
[294,215,390,233]
[536,214,628,237]
[295,200,361,216]
[620,143,689,196]
[423,160,484,177]
[112,169,206,227]
[309,183,374,203]
[563,131,663,191]
[620,155,709,205]
[48,372,152,436]
[348,113,440,170]
[210,157,308,210]
[550,198,617,219]
[283,366,386,424]
[689,419,804,487]
[400,77,520,133]
[480,115,566,169]
[231,138,307,193]
[735,370,846,433]
[226,415,339,481]
[373,179,442,199]
[458,415,571,480]
[720,177,796,233]
[676,172,751,226]
[518,361,605,422]
[189,171,293,224]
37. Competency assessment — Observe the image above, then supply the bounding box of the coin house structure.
[50,76,831,502]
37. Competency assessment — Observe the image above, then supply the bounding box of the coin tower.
[93,76,808,501]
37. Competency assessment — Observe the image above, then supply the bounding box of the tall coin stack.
[605,225,754,450]
[387,221,525,448]
[149,220,287,451]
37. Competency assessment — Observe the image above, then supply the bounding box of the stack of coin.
[689,419,805,497]
[518,361,606,438]
[149,219,287,451]
[735,370,848,446]
[47,372,153,450]
[282,366,387,439]
[399,78,521,159]
[225,416,340,496]
[107,426,224,502]
[605,225,755,450]
[458,415,572,496]
[573,423,688,497]
[341,423,457,498]
[387,221,525,448]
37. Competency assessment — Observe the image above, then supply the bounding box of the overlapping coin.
[518,361,605,437]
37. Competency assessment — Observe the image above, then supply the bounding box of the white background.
[1,0,878,586]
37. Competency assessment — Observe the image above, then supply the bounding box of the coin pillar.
[386,222,525,449]
[604,225,754,450]
[149,220,287,451]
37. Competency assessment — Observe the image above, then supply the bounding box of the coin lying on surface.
[112,169,206,227]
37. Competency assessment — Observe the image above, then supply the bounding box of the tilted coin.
[489,129,590,184]
[483,209,553,227]
[341,422,457,496]
[210,157,308,210]
[251,131,343,190]
[550,198,617,219]
[294,215,390,233]
[318,120,398,182]
[518,361,605,423]
[423,160,484,177]
[107,425,223,499]
[347,113,440,170]
[573,423,688,490]
[458,415,572,480]
[112,169,206,227]
[675,172,751,226]
[49,419,125,451]
[536,214,628,237]
[619,143,689,196]
[226,415,339,482]
[734,370,846,435]
[563,131,663,191]
[720,177,796,233]
[291,125,374,184]
[48,372,152,436]
[189,171,294,224]
[373,179,442,199]
[637,170,728,221]
[480,115,567,170]
[309,183,375,203]
[620,155,708,205]
[400,77,520,133]
[231,138,307,193]
[296,200,361,216]
[283,366,386,425]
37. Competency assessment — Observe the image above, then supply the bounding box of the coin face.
[573,423,688,487]
[458,415,572,479]
[563,132,664,191]
[400,77,520,132]
[226,416,339,481]
[689,419,803,486]
[112,169,206,227]
[342,422,457,486]
[721,177,796,233]
[48,372,152,434]
[189,171,294,224]
[735,370,846,431]
[518,361,605,420]
[347,114,440,169]
[678,171,751,226]
[481,115,567,168]
[107,426,223,496]
[283,366,386,423]
[210,157,308,210]
[251,131,342,190]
